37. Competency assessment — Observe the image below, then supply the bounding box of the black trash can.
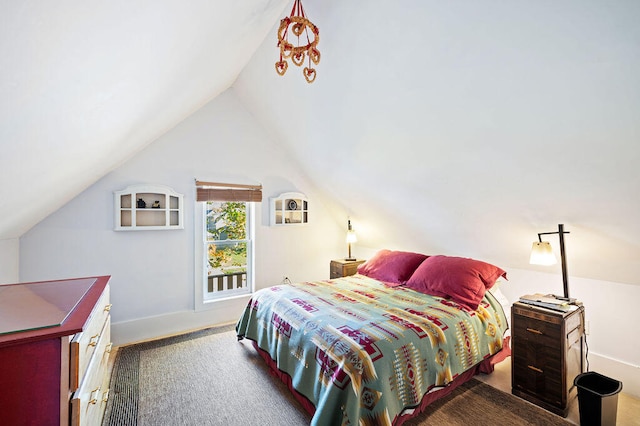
[574,371,623,426]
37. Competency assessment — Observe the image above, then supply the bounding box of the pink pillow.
[405,255,507,310]
[357,250,428,286]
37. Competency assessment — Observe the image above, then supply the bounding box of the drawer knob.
[89,334,100,347]
[104,303,112,312]
[102,389,110,403]
[89,388,100,404]
[105,342,113,354]
[526,327,543,335]
[528,365,544,374]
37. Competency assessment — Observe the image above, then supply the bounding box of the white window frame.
[194,201,255,310]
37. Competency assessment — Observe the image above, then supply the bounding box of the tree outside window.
[206,201,248,278]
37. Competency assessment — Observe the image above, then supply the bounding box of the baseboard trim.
[588,351,639,399]
[111,296,249,346]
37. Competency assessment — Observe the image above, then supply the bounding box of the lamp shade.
[346,230,357,243]
[530,241,557,265]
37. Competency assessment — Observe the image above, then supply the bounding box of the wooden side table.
[511,300,585,417]
[330,259,366,278]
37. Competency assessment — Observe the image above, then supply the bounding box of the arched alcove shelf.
[270,192,308,226]
[114,184,184,230]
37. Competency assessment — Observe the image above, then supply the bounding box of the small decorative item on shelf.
[152,200,160,209]
[136,198,146,208]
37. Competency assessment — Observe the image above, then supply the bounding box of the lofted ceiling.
[0,0,289,240]
[2,1,639,287]
[233,0,640,286]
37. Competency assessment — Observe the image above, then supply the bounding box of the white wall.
[19,89,346,344]
[0,238,19,284]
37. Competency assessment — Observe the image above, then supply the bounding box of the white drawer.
[70,285,111,390]
[70,315,112,426]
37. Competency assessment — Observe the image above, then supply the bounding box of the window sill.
[196,292,252,312]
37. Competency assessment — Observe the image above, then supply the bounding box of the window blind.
[195,180,262,202]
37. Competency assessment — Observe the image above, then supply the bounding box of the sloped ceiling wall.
[0,0,289,239]
[234,0,640,285]
[2,1,639,287]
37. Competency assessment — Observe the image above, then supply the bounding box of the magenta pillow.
[357,250,428,286]
[405,255,507,310]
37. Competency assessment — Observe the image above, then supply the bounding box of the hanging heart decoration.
[303,67,316,83]
[292,22,306,37]
[308,47,321,65]
[292,52,305,66]
[275,0,320,83]
[275,60,288,76]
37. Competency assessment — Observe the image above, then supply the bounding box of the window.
[195,181,261,304]
[204,201,252,299]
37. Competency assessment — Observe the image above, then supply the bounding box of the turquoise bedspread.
[236,274,508,426]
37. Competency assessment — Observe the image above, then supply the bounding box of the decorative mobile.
[275,0,320,83]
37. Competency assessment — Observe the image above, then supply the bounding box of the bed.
[236,251,510,425]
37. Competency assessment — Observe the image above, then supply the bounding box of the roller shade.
[195,180,262,202]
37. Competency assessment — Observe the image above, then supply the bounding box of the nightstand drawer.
[330,262,344,278]
[565,310,582,334]
[513,343,563,405]
[330,259,365,278]
[513,316,562,345]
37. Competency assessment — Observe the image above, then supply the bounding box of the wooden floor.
[476,357,640,425]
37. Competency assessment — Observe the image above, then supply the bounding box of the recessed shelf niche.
[114,184,184,230]
[270,192,308,226]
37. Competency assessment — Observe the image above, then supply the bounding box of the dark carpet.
[103,325,570,425]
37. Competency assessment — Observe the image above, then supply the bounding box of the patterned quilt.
[236,274,508,426]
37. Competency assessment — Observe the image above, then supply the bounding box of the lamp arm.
[536,225,570,299]
[537,229,570,240]
[558,224,569,300]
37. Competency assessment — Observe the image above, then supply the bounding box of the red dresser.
[0,276,112,426]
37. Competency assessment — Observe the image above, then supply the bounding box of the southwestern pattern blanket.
[236,274,508,426]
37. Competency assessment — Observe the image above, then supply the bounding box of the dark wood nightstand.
[330,259,366,278]
[511,301,585,417]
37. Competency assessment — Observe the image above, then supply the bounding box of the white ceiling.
[2,1,639,286]
[233,0,640,285]
[0,0,289,239]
